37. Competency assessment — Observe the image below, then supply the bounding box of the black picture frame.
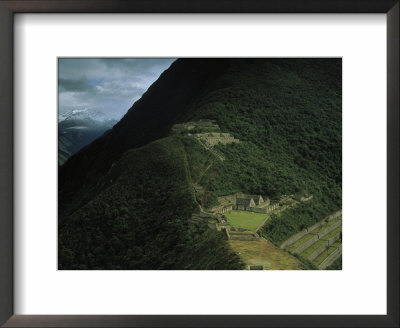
[0,1,398,327]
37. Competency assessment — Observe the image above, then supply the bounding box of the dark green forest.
[59,58,341,269]
[59,137,244,269]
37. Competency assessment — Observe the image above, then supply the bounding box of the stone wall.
[291,220,341,254]
[228,231,259,241]
[255,217,271,233]
[326,210,342,221]
[216,193,276,214]
[239,203,279,214]
[195,132,239,147]
[280,229,311,249]
[248,207,267,214]
[318,245,342,269]
[212,204,233,214]
[307,241,329,262]
[315,220,342,239]
[307,210,342,233]
[322,231,341,246]
[190,211,217,224]
[229,234,259,241]
[266,203,279,213]
[292,235,320,254]
[229,231,254,236]
[280,210,342,249]
[261,197,270,206]
[223,227,230,240]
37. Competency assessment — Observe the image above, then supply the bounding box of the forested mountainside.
[59,58,341,269]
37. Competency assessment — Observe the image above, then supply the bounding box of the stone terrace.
[194,132,239,147]
[280,210,342,269]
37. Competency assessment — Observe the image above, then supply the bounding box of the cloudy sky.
[58,58,176,121]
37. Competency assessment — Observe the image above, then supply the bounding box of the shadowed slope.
[59,136,244,269]
[59,59,230,216]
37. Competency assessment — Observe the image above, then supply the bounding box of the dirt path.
[194,138,225,161]
[182,142,204,211]
[196,162,213,184]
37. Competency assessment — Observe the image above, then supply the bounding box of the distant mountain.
[59,107,114,122]
[58,59,341,270]
[58,115,116,165]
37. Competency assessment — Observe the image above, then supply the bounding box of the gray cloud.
[59,77,95,93]
[58,58,176,121]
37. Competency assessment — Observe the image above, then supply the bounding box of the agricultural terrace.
[313,241,342,266]
[229,238,304,270]
[225,210,267,230]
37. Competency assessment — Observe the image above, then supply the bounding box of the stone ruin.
[211,193,278,214]
[293,193,313,202]
[172,119,219,132]
[194,132,240,148]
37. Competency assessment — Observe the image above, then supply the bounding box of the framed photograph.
[0,1,398,327]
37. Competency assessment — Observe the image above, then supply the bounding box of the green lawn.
[225,210,267,230]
